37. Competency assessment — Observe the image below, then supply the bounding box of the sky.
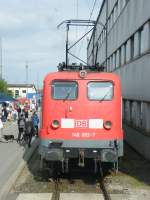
[0,0,102,88]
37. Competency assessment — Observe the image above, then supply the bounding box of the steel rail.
[99,162,111,200]
[52,178,60,200]
[51,162,60,200]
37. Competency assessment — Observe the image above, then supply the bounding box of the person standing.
[23,105,29,119]
[32,112,39,136]
[2,104,8,122]
[0,113,4,142]
[31,103,35,112]
[12,109,18,121]
[7,111,12,121]
[25,119,34,147]
[17,114,26,142]
[17,105,21,119]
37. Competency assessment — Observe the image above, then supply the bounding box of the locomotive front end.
[39,71,124,173]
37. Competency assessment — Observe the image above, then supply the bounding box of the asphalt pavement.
[0,120,38,200]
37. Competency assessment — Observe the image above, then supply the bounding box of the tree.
[0,79,8,94]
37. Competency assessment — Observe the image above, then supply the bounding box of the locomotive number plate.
[61,118,103,129]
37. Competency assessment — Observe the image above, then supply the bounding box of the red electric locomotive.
[39,65,124,173]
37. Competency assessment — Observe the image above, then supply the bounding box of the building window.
[124,42,127,63]
[111,10,114,26]
[141,22,150,54]
[107,17,110,32]
[145,103,150,133]
[110,55,113,71]
[122,0,126,9]
[99,34,101,45]
[121,45,125,66]
[107,58,110,72]
[101,33,103,44]
[140,102,147,131]
[98,36,101,47]
[114,2,118,22]
[114,6,116,23]
[113,53,116,70]
[118,0,121,16]
[22,90,26,93]
[109,14,112,29]
[131,101,135,125]
[134,32,140,58]
[131,35,134,59]
[116,50,119,68]
[125,100,131,122]
[126,39,131,62]
[139,28,142,55]
[119,48,121,66]
[103,28,106,40]
[15,90,19,98]
[101,31,103,42]
[122,100,126,120]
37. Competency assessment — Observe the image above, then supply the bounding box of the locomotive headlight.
[52,120,59,129]
[104,121,112,130]
[79,70,87,78]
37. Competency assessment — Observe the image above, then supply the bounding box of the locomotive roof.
[44,71,120,83]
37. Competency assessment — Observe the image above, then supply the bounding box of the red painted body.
[40,71,123,141]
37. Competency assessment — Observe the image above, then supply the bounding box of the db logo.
[75,120,88,128]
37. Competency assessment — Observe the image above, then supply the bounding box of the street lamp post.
[26,63,28,98]
[0,38,3,80]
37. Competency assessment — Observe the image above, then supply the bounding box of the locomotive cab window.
[88,82,113,100]
[52,81,78,100]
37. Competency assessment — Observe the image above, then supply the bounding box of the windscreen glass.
[88,82,113,100]
[52,81,78,100]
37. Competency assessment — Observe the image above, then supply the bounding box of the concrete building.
[8,84,37,99]
[87,0,150,160]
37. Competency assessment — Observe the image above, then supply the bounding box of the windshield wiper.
[99,87,112,102]
[63,89,72,101]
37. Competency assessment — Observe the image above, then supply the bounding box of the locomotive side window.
[52,81,78,100]
[88,82,113,100]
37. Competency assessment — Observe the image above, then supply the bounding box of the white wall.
[8,86,36,98]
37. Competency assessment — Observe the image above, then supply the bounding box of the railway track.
[51,176,111,200]
[50,162,60,200]
[9,144,150,199]
[52,178,60,200]
[99,162,111,200]
[51,161,111,200]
